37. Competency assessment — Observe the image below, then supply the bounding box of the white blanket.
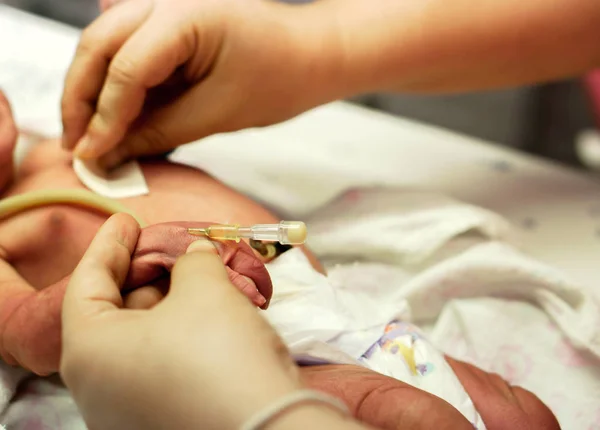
[1,4,599,428]
[1,183,599,429]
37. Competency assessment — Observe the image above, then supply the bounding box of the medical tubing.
[0,189,147,226]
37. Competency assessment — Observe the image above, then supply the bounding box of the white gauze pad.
[73,158,149,199]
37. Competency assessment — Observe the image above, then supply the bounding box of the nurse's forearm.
[306,0,600,95]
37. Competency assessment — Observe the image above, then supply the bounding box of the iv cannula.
[187,221,307,245]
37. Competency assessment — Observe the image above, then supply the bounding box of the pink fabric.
[0,222,272,376]
[584,70,600,128]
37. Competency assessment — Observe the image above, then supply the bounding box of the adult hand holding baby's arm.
[61,213,368,430]
[0,219,272,376]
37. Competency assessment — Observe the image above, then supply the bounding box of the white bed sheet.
[1,4,599,429]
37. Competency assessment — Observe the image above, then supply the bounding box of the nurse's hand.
[60,213,361,430]
[62,0,340,169]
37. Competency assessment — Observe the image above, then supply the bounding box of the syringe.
[187,221,307,245]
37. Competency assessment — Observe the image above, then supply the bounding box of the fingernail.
[74,135,94,158]
[255,294,267,308]
[186,238,217,254]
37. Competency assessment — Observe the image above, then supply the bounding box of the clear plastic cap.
[277,221,307,245]
[249,221,307,245]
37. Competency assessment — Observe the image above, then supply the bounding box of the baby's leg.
[0,91,17,191]
[301,361,560,430]
[446,357,560,430]
[0,259,60,376]
[307,315,560,430]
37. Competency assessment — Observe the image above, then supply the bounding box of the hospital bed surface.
[1,4,599,429]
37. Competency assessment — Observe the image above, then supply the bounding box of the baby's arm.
[0,258,65,376]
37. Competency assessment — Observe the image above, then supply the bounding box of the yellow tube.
[0,189,147,227]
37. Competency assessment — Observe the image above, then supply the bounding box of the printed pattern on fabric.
[360,320,485,430]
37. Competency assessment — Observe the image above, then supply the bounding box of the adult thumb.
[165,238,251,312]
[97,81,235,169]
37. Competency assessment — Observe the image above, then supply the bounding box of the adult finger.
[165,238,248,311]
[96,76,234,169]
[62,213,140,335]
[73,12,199,160]
[61,0,152,150]
[123,284,166,309]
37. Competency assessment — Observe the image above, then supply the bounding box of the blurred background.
[3,0,599,170]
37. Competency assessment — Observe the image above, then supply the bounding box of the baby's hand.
[123,222,273,309]
[0,222,272,376]
[0,91,17,190]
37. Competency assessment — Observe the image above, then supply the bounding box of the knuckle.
[95,98,115,124]
[107,58,140,87]
[89,112,111,136]
[77,28,101,56]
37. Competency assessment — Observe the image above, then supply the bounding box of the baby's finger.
[63,213,140,334]
[74,12,199,160]
[225,267,266,308]
[61,0,151,150]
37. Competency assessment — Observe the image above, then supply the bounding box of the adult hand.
[62,0,341,168]
[60,214,362,430]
